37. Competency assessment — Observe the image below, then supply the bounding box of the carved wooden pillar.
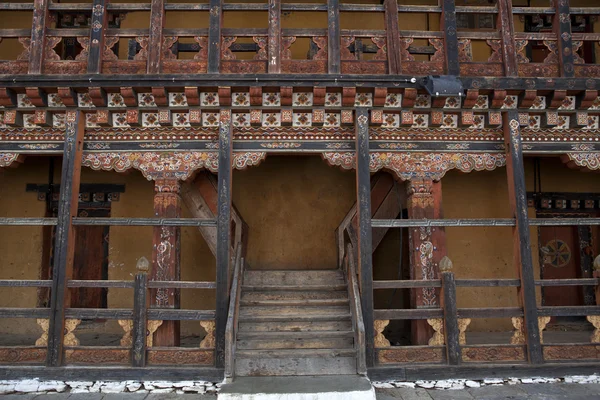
[497,0,518,76]
[150,178,181,347]
[406,178,447,345]
[28,0,50,74]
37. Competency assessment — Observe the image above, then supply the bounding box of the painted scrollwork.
[564,152,600,170]
[0,153,21,168]
[374,320,390,348]
[587,316,600,343]
[194,37,208,60]
[253,36,268,61]
[17,37,31,61]
[35,319,49,346]
[118,320,133,347]
[103,36,120,61]
[64,319,81,347]
[199,320,215,348]
[222,36,237,60]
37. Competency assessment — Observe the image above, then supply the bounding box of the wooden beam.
[208,0,223,73]
[355,108,374,367]
[46,111,85,367]
[87,0,109,73]
[268,0,281,73]
[383,0,402,74]
[497,0,518,76]
[327,0,341,74]
[553,0,574,78]
[216,110,232,368]
[147,0,166,74]
[503,110,543,364]
[28,0,50,74]
[132,263,148,367]
[441,269,460,365]
[441,0,460,76]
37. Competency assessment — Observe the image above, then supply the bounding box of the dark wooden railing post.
[208,0,223,73]
[440,257,460,365]
[268,0,281,73]
[46,110,85,367]
[355,108,374,367]
[383,0,402,74]
[441,0,459,76]
[503,110,543,364]
[593,256,600,306]
[87,0,110,73]
[132,257,149,367]
[216,109,233,368]
[327,0,341,74]
[147,0,166,74]
[552,0,574,78]
[28,0,50,74]
[497,0,518,76]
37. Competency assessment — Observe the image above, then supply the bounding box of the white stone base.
[218,387,375,400]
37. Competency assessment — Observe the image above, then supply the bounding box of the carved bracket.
[374,319,391,348]
[564,152,600,171]
[199,320,215,348]
[118,319,133,347]
[0,153,22,168]
[427,318,471,346]
[64,319,81,347]
[587,316,600,343]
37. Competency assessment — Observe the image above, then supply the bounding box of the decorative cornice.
[564,152,600,170]
[322,152,506,181]
[0,153,21,168]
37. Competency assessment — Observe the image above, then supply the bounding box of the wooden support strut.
[28,0,50,74]
[503,110,543,364]
[208,0,223,73]
[215,109,233,368]
[132,260,149,367]
[553,0,575,78]
[383,0,401,75]
[327,0,341,74]
[441,268,460,365]
[46,111,85,367]
[441,0,460,76]
[497,0,518,76]
[87,0,109,73]
[355,108,375,367]
[268,0,281,73]
[147,0,166,74]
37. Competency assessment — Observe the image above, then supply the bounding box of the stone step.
[240,298,349,307]
[241,290,348,302]
[244,270,345,286]
[238,320,353,333]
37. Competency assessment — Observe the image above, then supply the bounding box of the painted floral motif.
[554,115,570,130]
[530,96,547,110]
[440,114,458,129]
[414,95,432,109]
[48,94,65,108]
[293,112,312,127]
[262,112,281,127]
[232,92,250,107]
[324,113,340,127]
[78,93,95,108]
[589,97,600,111]
[202,112,219,127]
[584,115,599,130]
[23,114,36,128]
[201,92,219,106]
[502,95,518,109]
[262,92,280,107]
[108,93,125,107]
[382,113,400,128]
[469,114,485,129]
[0,112,5,129]
[173,112,190,127]
[233,113,251,127]
[526,115,541,130]
[324,93,341,107]
[138,93,157,108]
[558,96,575,111]
[354,93,373,107]
[142,112,160,127]
[53,113,66,129]
[293,92,313,107]
[169,93,188,107]
[86,112,99,128]
[473,95,489,110]
[112,112,129,128]
[384,93,401,108]
[17,94,34,108]
[444,97,461,109]
[412,114,429,128]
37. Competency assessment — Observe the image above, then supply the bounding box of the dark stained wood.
[71,226,107,309]
[497,0,517,76]
[150,179,182,347]
[440,0,459,75]
[503,110,543,365]
[147,0,166,74]
[224,244,243,380]
[132,269,148,367]
[46,111,85,367]
[327,0,341,74]
[216,110,233,368]
[553,0,574,78]
[384,0,401,74]
[441,271,460,365]
[268,0,281,73]
[355,108,374,368]
[87,0,109,73]
[208,0,223,73]
[28,0,50,74]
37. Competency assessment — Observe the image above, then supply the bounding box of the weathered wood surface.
[224,244,243,380]
[327,0,341,74]
[132,269,148,367]
[207,0,222,73]
[87,0,108,73]
[346,243,366,375]
[442,271,460,365]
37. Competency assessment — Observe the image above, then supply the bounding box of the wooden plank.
[384,0,401,74]
[441,0,459,75]
[374,308,443,320]
[373,280,442,289]
[457,307,524,319]
[441,271,460,365]
[327,0,341,74]
[28,0,50,74]
[147,0,165,74]
[268,0,281,73]
[497,0,517,75]
[503,110,542,365]
[132,269,148,367]
[46,111,85,367]
[553,0,574,78]
[215,109,233,368]
[355,108,374,368]
[207,0,223,73]
[87,0,109,73]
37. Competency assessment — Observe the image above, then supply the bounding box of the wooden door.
[539,226,583,307]
[70,225,109,309]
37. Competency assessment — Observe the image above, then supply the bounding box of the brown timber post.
[28,0,50,74]
[383,0,401,74]
[327,0,341,74]
[46,111,85,366]
[207,0,223,73]
[441,0,460,76]
[132,257,149,367]
[150,179,182,347]
[503,110,543,364]
[268,0,281,73]
[497,0,518,76]
[355,108,374,367]
[552,0,575,78]
[147,0,166,74]
[216,110,233,368]
[87,0,110,73]
[440,257,460,365]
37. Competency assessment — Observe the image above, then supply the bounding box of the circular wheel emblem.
[544,239,571,268]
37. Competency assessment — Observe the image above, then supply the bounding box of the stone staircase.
[234,269,358,377]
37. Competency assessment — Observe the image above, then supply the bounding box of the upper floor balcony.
[0,0,599,79]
